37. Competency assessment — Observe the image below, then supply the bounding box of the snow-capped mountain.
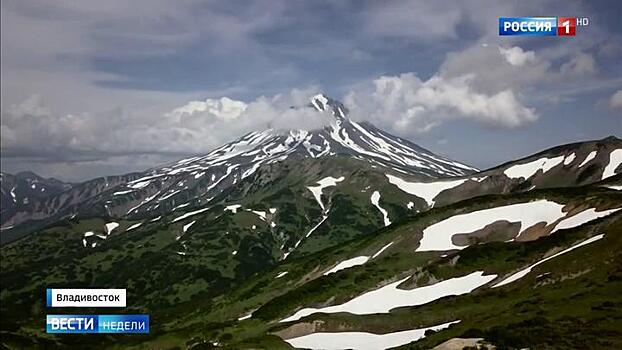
[0,94,477,235]
[107,94,477,215]
[3,95,620,245]
[132,94,475,186]
[105,94,476,213]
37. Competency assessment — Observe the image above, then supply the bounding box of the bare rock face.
[452,220,522,246]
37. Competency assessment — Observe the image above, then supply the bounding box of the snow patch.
[493,234,604,288]
[113,189,134,196]
[237,313,252,321]
[386,174,467,207]
[105,222,119,235]
[416,200,566,252]
[251,210,267,221]
[306,215,328,238]
[182,221,196,233]
[173,202,190,211]
[552,207,621,233]
[307,176,345,210]
[281,271,495,322]
[323,242,394,276]
[126,222,143,232]
[127,180,152,189]
[311,94,329,111]
[371,242,394,259]
[563,153,576,165]
[172,207,210,222]
[470,176,488,182]
[324,256,369,275]
[283,320,460,350]
[370,191,391,226]
[503,155,565,180]
[602,149,622,180]
[224,204,242,213]
[159,190,181,201]
[579,151,597,168]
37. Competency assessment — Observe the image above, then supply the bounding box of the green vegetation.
[1,181,621,349]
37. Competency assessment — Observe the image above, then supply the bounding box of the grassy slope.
[0,158,422,349]
[133,187,622,349]
[1,185,620,349]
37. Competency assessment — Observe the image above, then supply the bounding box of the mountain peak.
[310,94,329,111]
[309,93,349,120]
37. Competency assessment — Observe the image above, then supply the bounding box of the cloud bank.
[2,0,620,180]
[0,43,608,168]
[1,89,334,162]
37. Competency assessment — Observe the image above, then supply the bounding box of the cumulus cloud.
[440,45,550,95]
[2,1,616,180]
[2,41,606,171]
[498,46,536,67]
[342,44,545,136]
[0,43,560,164]
[0,88,332,162]
[610,90,622,110]
[345,73,537,134]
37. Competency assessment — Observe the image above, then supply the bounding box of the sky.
[1,0,621,182]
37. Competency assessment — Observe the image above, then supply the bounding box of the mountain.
[381,135,622,209]
[1,171,621,349]
[0,94,477,242]
[0,171,71,222]
[3,96,621,247]
[229,185,622,349]
[1,95,621,349]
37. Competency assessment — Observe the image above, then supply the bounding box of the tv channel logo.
[46,315,149,334]
[499,17,588,36]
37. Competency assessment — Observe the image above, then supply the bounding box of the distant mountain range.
[1,95,621,349]
[0,171,71,217]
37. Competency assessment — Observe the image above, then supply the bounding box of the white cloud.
[342,43,610,137]
[440,45,550,95]
[343,44,545,136]
[498,46,536,66]
[1,44,552,165]
[610,90,622,110]
[0,88,331,162]
[345,73,537,135]
[169,97,248,121]
[1,1,615,180]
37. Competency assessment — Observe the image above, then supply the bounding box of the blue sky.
[1,0,621,181]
